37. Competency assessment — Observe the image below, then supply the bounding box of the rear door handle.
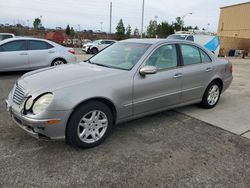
[206,67,213,72]
[19,52,28,55]
[48,51,55,54]
[173,73,183,79]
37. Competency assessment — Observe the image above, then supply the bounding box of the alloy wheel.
[77,110,108,143]
[207,85,220,106]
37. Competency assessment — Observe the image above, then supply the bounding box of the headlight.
[24,97,33,111]
[32,93,53,115]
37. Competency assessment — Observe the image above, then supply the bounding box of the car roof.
[96,39,116,41]
[0,37,59,46]
[121,38,196,45]
[0,33,15,35]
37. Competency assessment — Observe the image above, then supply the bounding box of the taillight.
[68,49,75,54]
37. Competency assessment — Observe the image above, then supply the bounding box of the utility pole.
[140,0,145,38]
[109,2,112,34]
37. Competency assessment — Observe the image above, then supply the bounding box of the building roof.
[221,1,250,9]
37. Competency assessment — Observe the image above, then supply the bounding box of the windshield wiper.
[85,60,126,70]
[84,59,108,67]
[84,59,92,64]
[90,62,112,68]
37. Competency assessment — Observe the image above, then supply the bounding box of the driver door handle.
[19,52,28,55]
[206,67,213,72]
[173,73,183,79]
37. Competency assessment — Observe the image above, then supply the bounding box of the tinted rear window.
[28,40,53,50]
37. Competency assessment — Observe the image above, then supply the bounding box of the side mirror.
[139,66,157,76]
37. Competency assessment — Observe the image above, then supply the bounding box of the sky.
[0,0,248,33]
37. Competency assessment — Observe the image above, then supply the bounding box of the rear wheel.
[66,101,113,148]
[51,58,67,66]
[200,81,221,109]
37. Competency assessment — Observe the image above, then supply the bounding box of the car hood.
[84,42,93,47]
[19,63,123,94]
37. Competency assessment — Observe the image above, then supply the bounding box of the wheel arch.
[90,46,98,53]
[68,97,117,125]
[51,57,67,66]
[209,77,223,91]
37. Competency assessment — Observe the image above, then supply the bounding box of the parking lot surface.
[0,60,250,187]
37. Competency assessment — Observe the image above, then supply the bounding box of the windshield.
[167,34,187,40]
[93,40,101,44]
[89,42,151,70]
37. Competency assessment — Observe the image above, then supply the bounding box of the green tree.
[156,22,174,38]
[133,27,139,37]
[70,27,75,36]
[66,25,71,35]
[146,20,158,38]
[126,25,132,38]
[33,18,41,29]
[116,19,125,39]
[194,26,199,30]
[172,17,183,31]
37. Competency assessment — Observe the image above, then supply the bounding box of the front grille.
[13,84,25,105]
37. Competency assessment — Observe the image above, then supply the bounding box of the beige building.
[217,2,250,55]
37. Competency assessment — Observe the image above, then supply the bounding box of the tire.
[51,58,67,66]
[66,101,113,148]
[91,47,98,54]
[200,81,221,109]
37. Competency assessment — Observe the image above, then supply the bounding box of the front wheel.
[66,101,113,148]
[91,48,98,54]
[200,81,221,109]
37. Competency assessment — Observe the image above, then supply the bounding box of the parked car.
[82,39,116,54]
[167,31,220,56]
[81,39,92,47]
[0,37,76,72]
[72,39,81,48]
[0,33,15,41]
[6,39,233,148]
[82,41,93,53]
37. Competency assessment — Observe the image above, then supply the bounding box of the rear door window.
[200,49,212,63]
[28,40,53,50]
[0,40,27,52]
[180,44,201,65]
[186,35,194,41]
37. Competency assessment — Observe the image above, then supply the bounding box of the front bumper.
[6,99,71,140]
[82,46,90,53]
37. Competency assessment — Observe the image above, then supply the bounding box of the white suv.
[82,39,116,54]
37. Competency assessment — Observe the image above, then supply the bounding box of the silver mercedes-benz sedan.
[0,37,76,72]
[5,39,233,148]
